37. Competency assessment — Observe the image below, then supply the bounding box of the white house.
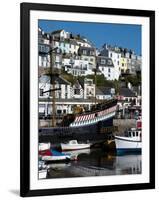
[51,39,79,55]
[100,44,121,80]
[38,28,50,68]
[39,75,71,99]
[97,56,116,80]
[38,75,72,117]
[62,58,93,76]
[70,80,84,99]
[51,29,70,40]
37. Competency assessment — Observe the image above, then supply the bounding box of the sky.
[39,20,141,55]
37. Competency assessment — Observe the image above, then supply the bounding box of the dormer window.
[74,88,80,95]
[101,59,106,64]
[83,50,87,55]
[90,51,94,56]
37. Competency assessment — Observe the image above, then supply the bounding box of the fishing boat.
[48,163,71,170]
[115,128,142,154]
[61,140,91,151]
[39,149,71,162]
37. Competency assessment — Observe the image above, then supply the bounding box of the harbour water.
[45,147,142,179]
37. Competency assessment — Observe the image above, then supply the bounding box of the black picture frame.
[20,2,155,197]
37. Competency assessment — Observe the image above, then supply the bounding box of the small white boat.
[115,128,142,154]
[39,169,47,179]
[48,163,71,170]
[39,143,51,151]
[61,140,91,151]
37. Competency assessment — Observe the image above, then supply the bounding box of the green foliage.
[84,74,115,87]
[114,80,120,95]
[124,74,141,86]
[61,69,76,84]
[60,70,141,95]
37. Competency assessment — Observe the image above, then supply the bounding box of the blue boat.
[41,149,71,163]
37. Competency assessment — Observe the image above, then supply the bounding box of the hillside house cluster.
[38,27,142,120]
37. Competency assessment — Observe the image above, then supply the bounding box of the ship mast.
[49,48,60,127]
[94,67,97,107]
[94,59,98,108]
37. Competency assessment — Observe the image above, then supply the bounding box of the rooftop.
[119,87,136,97]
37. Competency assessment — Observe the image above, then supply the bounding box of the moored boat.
[39,99,118,143]
[61,140,91,151]
[115,128,142,154]
[39,149,71,162]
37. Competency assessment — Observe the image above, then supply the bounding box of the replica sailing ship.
[39,50,118,144]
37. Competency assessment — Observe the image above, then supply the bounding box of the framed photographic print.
[20,2,155,197]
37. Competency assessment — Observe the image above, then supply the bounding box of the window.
[83,50,87,55]
[57,110,62,114]
[40,89,43,96]
[136,131,138,136]
[90,51,94,56]
[110,53,112,57]
[107,59,112,65]
[56,56,60,62]
[117,61,119,65]
[122,63,124,67]
[133,132,135,137]
[74,88,80,95]
[101,59,106,64]
[90,58,93,62]
[108,68,111,73]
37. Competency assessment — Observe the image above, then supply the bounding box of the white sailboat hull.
[61,143,90,151]
[115,136,142,153]
[41,155,70,161]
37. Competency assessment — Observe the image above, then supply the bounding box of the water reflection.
[46,148,142,178]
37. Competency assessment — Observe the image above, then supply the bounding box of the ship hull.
[39,116,114,144]
[115,136,142,155]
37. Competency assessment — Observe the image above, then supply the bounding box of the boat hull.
[61,143,90,151]
[115,136,142,154]
[41,155,70,162]
[39,116,114,143]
